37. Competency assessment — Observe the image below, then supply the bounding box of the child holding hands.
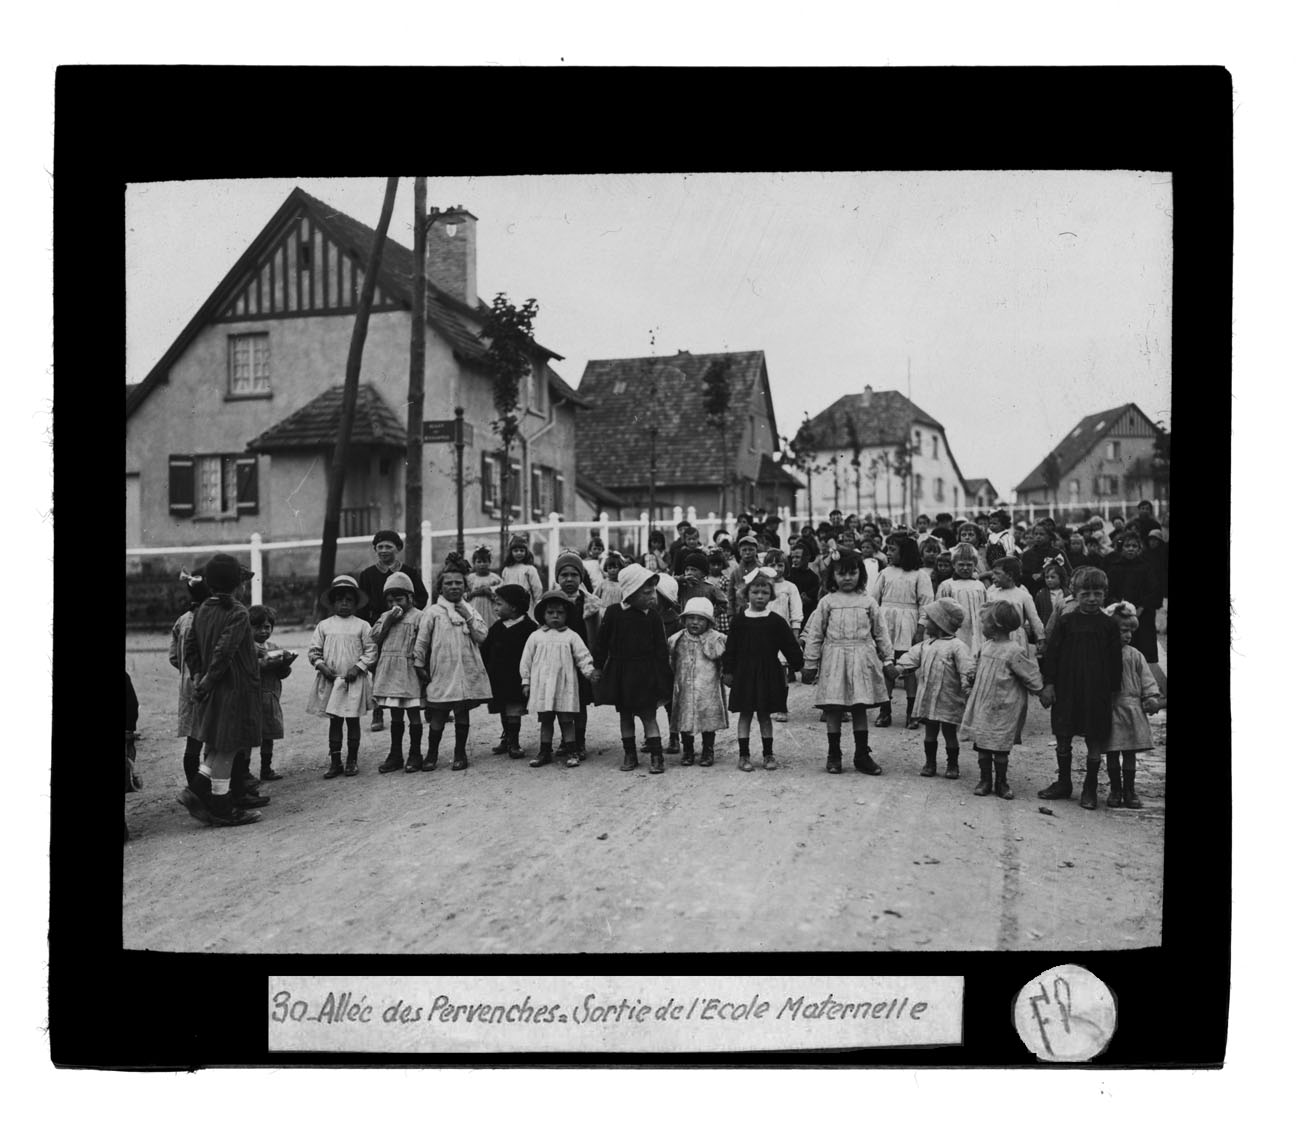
[520,589,599,769]
[307,575,378,779]
[1097,600,1164,808]
[895,598,975,779]
[251,605,296,781]
[668,596,730,767]
[369,572,426,774]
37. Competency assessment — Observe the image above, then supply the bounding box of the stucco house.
[1014,403,1166,508]
[962,478,999,510]
[802,387,970,525]
[574,350,798,521]
[125,187,586,574]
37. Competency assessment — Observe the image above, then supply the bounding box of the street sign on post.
[422,419,474,444]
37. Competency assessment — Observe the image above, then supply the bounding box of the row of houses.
[125,187,1164,561]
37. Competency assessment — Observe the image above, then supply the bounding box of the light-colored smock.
[1103,644,1160,753]
[668,628,730,734]
[985,584,1045,653]
[519,626,595,714]
[306,614,377,718]
[465,572,504,629]
[413,598,491,706]
[169,609,199,737]
[896,636,976,724]
[959,638,1044,753]
[369,604,425,707]
[870,567,934,650]
[802,591,895,708]
[938,577,988,655]
[501,563,544,606]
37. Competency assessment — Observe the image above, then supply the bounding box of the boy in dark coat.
[481,585,534,759]
[551,552,604,757]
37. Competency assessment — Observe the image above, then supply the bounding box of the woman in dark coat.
[1104,532,1162,663]
[180,553,263,827]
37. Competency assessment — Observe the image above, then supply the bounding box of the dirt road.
[124,628,1164,953]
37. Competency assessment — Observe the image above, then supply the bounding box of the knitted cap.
[383,572,415,595]
[925,599,965,635]
[681,549,709,575]
[554,550,585,579]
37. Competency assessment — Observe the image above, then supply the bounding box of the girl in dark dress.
[594,563,674,774]
[1104,531,1162,665]
[480,585,535,759]
[722,573,805,773]
[1037,566,1124,809]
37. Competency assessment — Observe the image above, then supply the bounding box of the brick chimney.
[426,205,478,306]
[862,384,874,406]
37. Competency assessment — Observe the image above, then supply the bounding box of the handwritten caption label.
[1013,964,1117,1062]
[268,975,963,1053]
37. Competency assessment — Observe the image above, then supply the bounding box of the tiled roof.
[757,453,801,488]
[807,389,944,449]
[1014,403,1156,493]
[963,477,995,494]
[247,383,406,452]
[575,472,626,508]
[574,351,776,490]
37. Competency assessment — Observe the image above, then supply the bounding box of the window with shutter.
[509,461,523,516]
[530,466,543,520]
[168,456,195,516]
[235,456,259,514]
[552,471,564,517]
[481,453,498,514]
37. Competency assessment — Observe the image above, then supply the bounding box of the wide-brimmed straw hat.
[533,588,575,624]
[319,574,370,611]
[618,563,658,603]
[925,599,965,635]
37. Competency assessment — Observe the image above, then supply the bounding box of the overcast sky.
[126,172,1172,498]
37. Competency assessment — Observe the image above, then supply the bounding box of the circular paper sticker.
[1013,964,1117,1062]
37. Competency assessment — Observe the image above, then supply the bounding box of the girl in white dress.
[869,536,934,728]
[520,589,599,769]
[307,575,377,779]
[937,545,988,656]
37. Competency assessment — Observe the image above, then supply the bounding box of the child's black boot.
[620,737,638,772]
[945,746,960,780]
[972,750,993,796]
[530,740,554,768]
[323,750,344,779]
[344,737,360,777]
[853,730,880,775]
[762,740,778,771]
[920,741,938,777]
[1079,754,1101,810]
[680,733,696,767]
[260,741,282,781]
[904,697,919,730]
[826,732,843,774]
[993,752,1013,800]
[1038,745,1073,799]
[380,722,405,773]
[1105,752,1123,807]
[737,737,754,773]
[177,771,213,824]
[422,721,443,772]
[563,741,581,768]
[404,723,424,772]
[666,730,681,755]
[1121,752,1142,808]
[698,732,715,767]
[647,737,666,774]
[207,791,262,827]
[874,701,892,728]
[451,723,470,771]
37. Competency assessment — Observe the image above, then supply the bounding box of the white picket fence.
[124,506,792,607]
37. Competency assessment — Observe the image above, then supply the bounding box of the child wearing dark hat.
[251,605,296,781]
[482,584,535,759]
[676,548,731,632]
[413,565,492,771]
[895,599,975,779]
[307,575,378,779]
[801,549,895,776]
[550,551,604,757]
[668,597,730,766]
[465,545,504,630]
[960,601,1048,799]
[169,570,209,787]
[723,572,805,772]
[1097,600,1164,808]
[1037,566,1124,808]
[368,572,426,773]
[594,563,674,774]
[501,535,544,607]
[179,552,264,827]
[520,589,600,768]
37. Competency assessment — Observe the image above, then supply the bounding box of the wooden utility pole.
[316,177,399,611]
[404,176,427,569]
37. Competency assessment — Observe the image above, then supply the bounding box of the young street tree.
[481,292,539,559]
[702,355,733,516]
[787,413,819,525]
[844,412,863,516]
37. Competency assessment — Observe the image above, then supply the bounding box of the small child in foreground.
[307,575,377,779]
[251,605,296,781]
[896,598,975,780]
[668,597,729,767]
[1095,600,1163,809]
[520,589,599,769]
[368,572,426,774]
[482,585,535,759]
[959,601,1047,800]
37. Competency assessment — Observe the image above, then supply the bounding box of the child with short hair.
[801,549,895,776]
[550,551,605,758]
[413,566,493,771]
[1097,600,1164,808]
[250,605,296,781]
[960,601,1047,799]
[584,537,607,590]
[169,571,209,786]
[594,564,674,774]
[501,536,544,607]
[307,575,378,779]
[723,572,805,772]
[985,557,1046,655]
[930,550,955,593]
[896,599,975,780]
[596,551,627,612]
[482,585,535,760]
[521,589,600,769]
[1036,566,1123,807]
[668,597,729,766]
[369,572,426,773]
[180,553,264,827]
[870,536,935,728]
[1034,558,1069,627]
[465,546,503,629]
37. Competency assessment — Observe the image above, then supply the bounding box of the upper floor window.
[525,363,546,415]
[915,473,924,499]
[911,429,922,454]
[228,333,271,397]
[931,434,940,460]
[1105,440,1121,460]
[934,477,945,502]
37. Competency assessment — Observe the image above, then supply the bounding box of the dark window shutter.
[235,456,259,514]
[168,456,195,516]
[530,466,543,519]
[553,471,564,516]
[481,454,495,514]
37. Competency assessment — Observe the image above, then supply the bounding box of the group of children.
[167,512,1163,827]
